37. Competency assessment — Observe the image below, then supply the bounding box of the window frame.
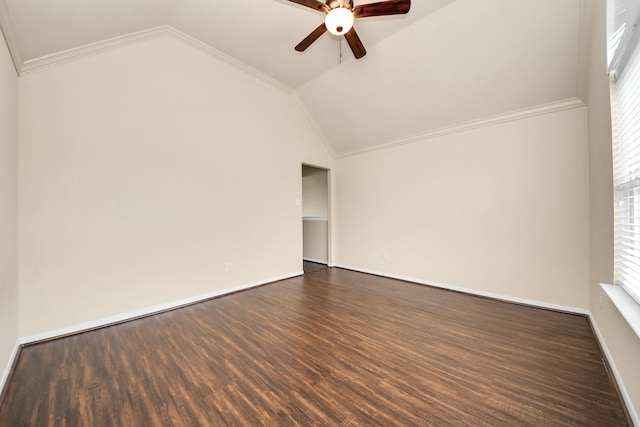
[607,0,640,333]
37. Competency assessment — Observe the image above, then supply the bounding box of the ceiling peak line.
[292,91,337,159]
[165,27,293,94]
[335,98,587,159]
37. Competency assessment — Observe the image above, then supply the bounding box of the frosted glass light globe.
[325,7,354,36]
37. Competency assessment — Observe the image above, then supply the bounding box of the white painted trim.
[589,313,640,426]
[332,265,640,420]
[19,271,303,345]
[20,26,168,75]
[303,258,328,265]
[303,216,328,221]
[335,98,587,159]
[18,26,293,95]
[601,283,640,340]
[165,27,292,94]
[0,340,20,396]
[0,0,22,75]
[5,267,635,422]
[332,264,590,315]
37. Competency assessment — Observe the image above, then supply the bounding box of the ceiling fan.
[288,0,411,59]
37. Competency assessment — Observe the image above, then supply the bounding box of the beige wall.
[303,220,328,263]
[586,0,640,418]
[336,107,590,309]
[18,34,334,337]
[6,3,639,418]
[0,33,19,384]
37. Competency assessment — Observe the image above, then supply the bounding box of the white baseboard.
[0,340,20,397]
[19,271,303,345]
[9,265,636,424]
[333,264,590,315]
[303,258,328,265]
[589,315,640,426]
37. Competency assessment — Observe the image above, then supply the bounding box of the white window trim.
[608,0,640,322]
[601,283,640,339]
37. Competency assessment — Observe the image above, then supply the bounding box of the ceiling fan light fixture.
[291,0,410,59]
[325,7,354,36]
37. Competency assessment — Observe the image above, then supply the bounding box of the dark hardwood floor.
[0,268,630,426]
[303,260,328,273]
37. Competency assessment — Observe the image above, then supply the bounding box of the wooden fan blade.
[344,27,366,59]
[287,0,330,13]
[353,0,410,18]
[295,23,328,52]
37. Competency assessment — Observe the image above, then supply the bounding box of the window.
[610,0,640,305]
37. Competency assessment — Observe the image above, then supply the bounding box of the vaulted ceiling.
[0,0,587,156]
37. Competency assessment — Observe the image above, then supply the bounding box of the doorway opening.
[302,164,330,273]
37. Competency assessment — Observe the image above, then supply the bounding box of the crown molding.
[18,25,293,95]
[12,22,336,156]
[335,98,587,159]
[164,27,292,94]
[0,0,22,75]
[20,26,168,75]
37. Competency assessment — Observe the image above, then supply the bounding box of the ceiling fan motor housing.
[291,0,410,59]
[326,0,354,10]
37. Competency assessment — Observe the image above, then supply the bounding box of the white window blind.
[608,0,640,75]
[608,0,629,66]
[613,18,640,306]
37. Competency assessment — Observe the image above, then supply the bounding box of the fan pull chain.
[339,37,343,64]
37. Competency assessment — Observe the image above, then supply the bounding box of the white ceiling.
[1,0,586,156]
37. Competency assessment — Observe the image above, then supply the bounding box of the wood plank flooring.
[0,268,630,426]
[303,260,328,273]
